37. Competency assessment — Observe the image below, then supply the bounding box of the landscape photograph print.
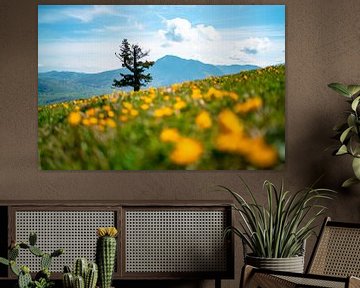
[38,5,285,170]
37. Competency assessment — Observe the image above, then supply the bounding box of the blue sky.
[38,5,285,73]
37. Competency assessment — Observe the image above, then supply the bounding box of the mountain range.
[38,55,259,105]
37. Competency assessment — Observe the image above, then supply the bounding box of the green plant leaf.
[336,145,348,155]
[0,257,9,266]
[340,126,353,143]
[328,83,351,97]
[352,157,360,179]
[347,114,356,127]
[347,85,360,97]
[342,177,360,187]
[352,96,360,111]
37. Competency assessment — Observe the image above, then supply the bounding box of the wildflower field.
[38,65,285,170]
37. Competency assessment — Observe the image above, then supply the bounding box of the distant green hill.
[38,55,259,105]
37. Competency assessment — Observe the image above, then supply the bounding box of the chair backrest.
[307,217,360,277]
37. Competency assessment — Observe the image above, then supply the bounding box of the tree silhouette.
[113,39,154,92]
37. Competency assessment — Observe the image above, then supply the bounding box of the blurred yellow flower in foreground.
[195,111,212,129]
[130,109,139,117]
[86,108,96,117]
[68,112,81,126]
[160,128,181,143]
[154,107,173,118]
[140,104,150,110]
[234,97,263,114]
[170,137,203,166]
[119,115,128,122]
[215,109,278,168]
[123,102,133,110]
[218,109,244,134]
[174,100,186,110]
[191,87,202,100]
[106,118,116,128]
[246,137,278,168]
[215,133,246,153]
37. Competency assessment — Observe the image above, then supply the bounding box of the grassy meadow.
[38,65,285,170]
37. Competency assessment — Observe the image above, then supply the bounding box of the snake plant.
[222,179,335,258]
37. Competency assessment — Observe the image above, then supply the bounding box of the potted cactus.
[0,232,63,288]
[62,258,98,288]
[96,227,118,288]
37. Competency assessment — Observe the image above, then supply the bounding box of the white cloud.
[63,6,115,23]
[159,18,220,44]
[38,41,121,73]
[39,5,116,24]
[239,37,272,55]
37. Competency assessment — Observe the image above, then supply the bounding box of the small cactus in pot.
[96,227,118,288]
[62,259,98,288]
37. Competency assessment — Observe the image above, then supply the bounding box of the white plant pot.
[245,254,305,273]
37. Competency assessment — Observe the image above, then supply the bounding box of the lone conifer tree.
[113,39,154,91]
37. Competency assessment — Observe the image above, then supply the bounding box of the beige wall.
[1,0,360,287]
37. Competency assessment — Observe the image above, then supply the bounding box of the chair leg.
[215,278,221,288]
[240,265,255,288]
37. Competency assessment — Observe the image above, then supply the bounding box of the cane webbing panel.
[15,211,115,272]
[277,275,345,288]
[125,210,227,273]
[309,226,360,277]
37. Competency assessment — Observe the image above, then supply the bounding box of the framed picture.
[38,4,285,170]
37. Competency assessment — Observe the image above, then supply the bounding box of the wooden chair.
[241,217,360,288]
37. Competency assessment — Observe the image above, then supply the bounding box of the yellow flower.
[119,115,128,122]
[205,87,223,99]
[106,118,116,128]
[234,97,263,114]
[170,137,203,166]
[122,102,133,110]
[108,111,115,118]
[215,133,242,153]
[191,88,202,100]
[171,83,181,92]
[143,97,153,104]
[163,96,170,101]
[68,112,81,126]
[89,117,98,125]
[82,118,90,126]
[140,104,150,110]
[195,111,212,129]
[160,128,181,143]
[246,137,278,168]
[86,108,96,117]
[130,109,139,117]
[174,100,186,110]
[103,105,111,111]
[218,109,244,134]
[228,91,239,101]
[154,107,173,118]
[98,113,105,119]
